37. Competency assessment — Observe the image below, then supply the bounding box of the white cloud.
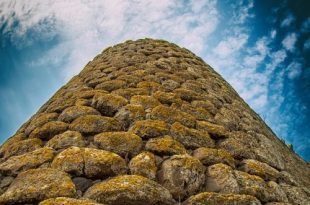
[270,29,277,39]
[231,0,254,24]
[213,33,249,58]
[282,33,298,52]
[1,0,307,158]
[287,61,302,79]
[280,14,295,27]
[0,0,219,79]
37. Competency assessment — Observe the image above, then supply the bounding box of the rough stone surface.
[69,115,122,134]
[58,106,101,122]
[46,130,86,150]
[0,138,43,159]
[239,159,280,181]
[0,168,76,204]
[205,163,239,194]
[84,175,175,205]
[129,119,169,139]
[51,147,127,178]
[94,132,142,157]
[0,39,309,204]
[39,197,105,205]
[171,122,215,149]
[0,147,54,176]
[183,192,262,205]
[193,147,235,167]
[129,151,157,180]
[158,154,206,200]
[29,121,68,139]
[145,135,187,156]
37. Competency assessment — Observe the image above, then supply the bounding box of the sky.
[0,0,309,161]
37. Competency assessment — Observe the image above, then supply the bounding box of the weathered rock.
[192,100,217,116]
[197,120,228,138]
[129,119,169,139]
[174,88,201,102]
[24,112,59,135]
[183,192,262,205]
[239,159,279,181]
[145,135,187,156]
[205,163,239,194]
[0,176,14,188]
[91,93,128,116]
[39,197,105,205]
[69,115,122,134]
[234,170,267,202]
[171,122,215,149]
[51,146,84,176]
[161,79,180,91]
[130,95,161,109]
[1,138,43,159]
[84,175,175,205]
[280,184,309,205]
[0,168,76,204]
[158,154,206,200]
[51,147,127,178]
[153,91,182,105]
[150,105,196,128]
[265,181,288,203]
[73,177,94,192]
[112,87,148,99]
[29,121,68,139]
[217,131,259,159]
[94,132,142,157]
[46,130,86,150]
[278,171,298,186]
[114,104,145,128]
[1,39,310,204]
[129,151,157,180]
[95,79,126,92]
[193,147,235,167]
[234,170,288,203]
[58,106,101,122]
[0,133,25,158]
[0,147,54,176]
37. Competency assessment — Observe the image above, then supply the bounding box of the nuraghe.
[0,39,309,205]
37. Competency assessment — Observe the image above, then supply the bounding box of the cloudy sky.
[0,0,309,161]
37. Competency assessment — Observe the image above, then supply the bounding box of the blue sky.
[0,0,309,161]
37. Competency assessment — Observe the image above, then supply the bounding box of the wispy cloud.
[0,0,219,79]
[287,61,303,79]
[280,13,295,27]
[0,0,309,160]
[282,33,298,52]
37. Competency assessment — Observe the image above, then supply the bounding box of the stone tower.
[0,39,309,205]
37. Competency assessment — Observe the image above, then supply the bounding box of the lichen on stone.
[0,38,309,204]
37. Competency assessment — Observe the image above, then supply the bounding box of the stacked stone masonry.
[0,39,309,205]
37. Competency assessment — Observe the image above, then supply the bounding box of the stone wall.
[0,39,309,204]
